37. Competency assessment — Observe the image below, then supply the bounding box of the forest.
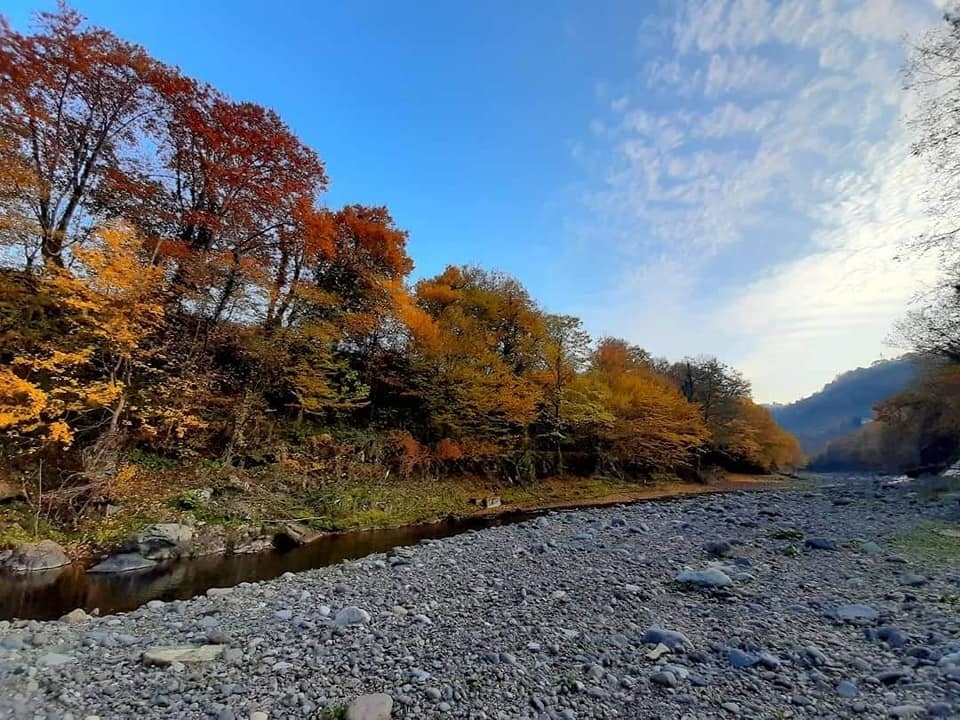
[0,7,801,541]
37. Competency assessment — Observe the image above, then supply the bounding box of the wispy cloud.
[572,0,944,403]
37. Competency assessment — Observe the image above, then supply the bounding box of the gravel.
[0,473,958,719]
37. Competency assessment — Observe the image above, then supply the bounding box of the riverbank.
[1,473,958,719]
[0,469,783,564]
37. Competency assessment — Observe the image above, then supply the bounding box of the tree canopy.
[0,5,801,524]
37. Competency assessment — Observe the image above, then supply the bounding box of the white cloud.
[705,53,788,96]
[573,0,946,402]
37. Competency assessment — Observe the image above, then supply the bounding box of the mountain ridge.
[768,357,919,457]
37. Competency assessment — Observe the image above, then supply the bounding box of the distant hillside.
[769,357,919,457]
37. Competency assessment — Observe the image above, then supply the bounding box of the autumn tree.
[0,4,184,268]
[409,266,546,474]
[535,315,591,473]
[1,224,169,470]
[144,88,329,327]
[583,338,708,475]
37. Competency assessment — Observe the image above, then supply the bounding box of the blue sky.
[5,0,948,402]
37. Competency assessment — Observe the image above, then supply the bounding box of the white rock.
[142,644,226,666]
[346,693,393,720]
[59,608,91,624]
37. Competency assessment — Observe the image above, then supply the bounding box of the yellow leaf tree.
[3,224,167,465]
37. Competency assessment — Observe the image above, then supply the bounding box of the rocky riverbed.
[1,474,958,719]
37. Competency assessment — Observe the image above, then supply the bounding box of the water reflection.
[0,509,537,621]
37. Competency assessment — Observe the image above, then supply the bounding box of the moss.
[0,502,75,548]
[318,705,347,720]
[889,522,960,566]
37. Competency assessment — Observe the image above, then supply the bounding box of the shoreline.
[2,472,789,568]
[0,473,956,718]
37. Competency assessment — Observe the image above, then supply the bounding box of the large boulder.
[131,523,194,560]
[0,540,71,573]
[88,553,156,574]
[272,521,320,548]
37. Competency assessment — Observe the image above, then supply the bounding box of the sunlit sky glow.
[5,0,950,403]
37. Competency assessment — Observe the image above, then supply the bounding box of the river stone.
[88,553,157,573]
[273,521,320,547]
[726,648,758,668]
[888,705,926,718]
[837,680,859,698]
[703,540,733,557]
[346,693,393,720]
[0,540,70,572]
[675,568,733,587]
[899,573,926,587]
[60,608,91,624]
[133,523,194,560]
[877,626,908,648]
[642,627,691,649]
[142,644,226,666]
[805,537,838,550]
[37,652,76,667]
[833,604,880,623]
[650,670,678,688]
[334,606,371,625]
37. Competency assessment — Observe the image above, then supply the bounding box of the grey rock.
[703,541,733,557]
[407,668,431,683]
[887,706,925,718]
[876,626,908,648]
[837,680,859,698]
[650,670,678,688]
[0,540,70,572]
[725,648,758,668]
[805,537,838,550]
[132,523,194,560]
[674,568,733,588]
[833,604,880,623]
[642,627,691,649]
[334,606,371,625]
[877,669,910,685]
[899,573,926,587]
[87,553,156,573]
[346,693,393,720]
[36,652,76,666]
[273,521,320,547]
[757,652,781,670]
